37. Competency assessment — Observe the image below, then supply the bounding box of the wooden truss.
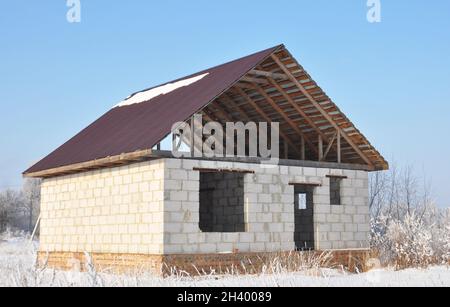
[202,47,388,170]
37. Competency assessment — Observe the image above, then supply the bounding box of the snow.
[114,73,209,108]
[0,237,449,287]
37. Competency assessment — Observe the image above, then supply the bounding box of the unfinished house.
[24,45,388,274]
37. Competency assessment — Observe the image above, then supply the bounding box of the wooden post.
[30,213,41,244]
[318,135,323,161]
[337,130,341,163]
[156,143,161,151]
[190,117,195,157]
[284,139,289,160]
[301,136,306,160]
[300,137,306,160]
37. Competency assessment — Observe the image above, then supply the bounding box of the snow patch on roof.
[114,73,209,108]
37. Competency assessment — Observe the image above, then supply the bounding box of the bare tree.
[22,179,41,233]
[369,163,434,221]
[0,179,41,233]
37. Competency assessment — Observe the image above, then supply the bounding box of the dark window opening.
[199,172,246,232]
[294,185,315,251]
[329,177,342,206]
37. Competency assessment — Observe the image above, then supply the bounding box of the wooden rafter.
[321,131,338,161]
[210,102,234,122]
[233,87,304,158]
[235,82,257,90]
[265,77,330,144]
[250,83,319,156]
[270,53,374,168]
[240,76,269,85]
[219,94,253,122]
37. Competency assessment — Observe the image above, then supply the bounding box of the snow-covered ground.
[0,236,449,287]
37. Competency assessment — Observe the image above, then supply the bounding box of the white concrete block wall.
[162,159,370,254]
[39,160,165,255]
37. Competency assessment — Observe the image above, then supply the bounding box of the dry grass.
[1,235,449,287]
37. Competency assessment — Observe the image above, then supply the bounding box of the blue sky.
[0,1,449,206]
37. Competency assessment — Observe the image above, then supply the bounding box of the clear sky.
[1,1,449,207]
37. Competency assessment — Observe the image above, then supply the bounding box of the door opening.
[293,185,315,251]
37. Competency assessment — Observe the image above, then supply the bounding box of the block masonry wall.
[163,158,370,254]
[39,158,370,256]
[39,160,165,255]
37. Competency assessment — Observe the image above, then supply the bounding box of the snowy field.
[0,236,449,287]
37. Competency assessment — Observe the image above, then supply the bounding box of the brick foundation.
[38,249,371,276]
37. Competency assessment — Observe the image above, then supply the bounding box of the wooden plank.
[318,135,323,161]
[251,83,319,156]
[240,76,269,85]
[284,139,289,160]
[265,77,331,144]
[193,167,255,174]
[23,149,154,178]
[249,69,287,80]
[220,94,253,122]
[322,131,338,161]
[234,87,303,158]
[301,136,306,160]
[326,175,348,179]
[337,130,342,163]
[148,150,373,171]
[289,182,322,187]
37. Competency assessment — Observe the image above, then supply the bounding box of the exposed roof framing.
[24,44,388,178]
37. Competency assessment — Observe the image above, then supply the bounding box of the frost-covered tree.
[0,179,41,233]
[370,164,450,268]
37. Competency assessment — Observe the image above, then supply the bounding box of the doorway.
[293,185,315,251]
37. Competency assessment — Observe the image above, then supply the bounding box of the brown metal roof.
[24,44,388,177]
[24,45,283,174]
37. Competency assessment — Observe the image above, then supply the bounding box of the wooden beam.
[220,94,252,122]
[322,131,338,161]
[210,102,234,122]
[284,139,289,160]
[301,136,306,160]
[190,116,195,157]
[326,175,348,179]
[289,182,322,187]
[270,53,374,168]
[234,87,303,158]
[193,167,255,174]
[250,84,319,156]
[249,69,287,80]
[235,82,257,90]
[240,76,269,85]
[337,130,341,163]
[201,111,215,123]
[23,149,154,178]
[318,135,323,161]
[266,77,330,144]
